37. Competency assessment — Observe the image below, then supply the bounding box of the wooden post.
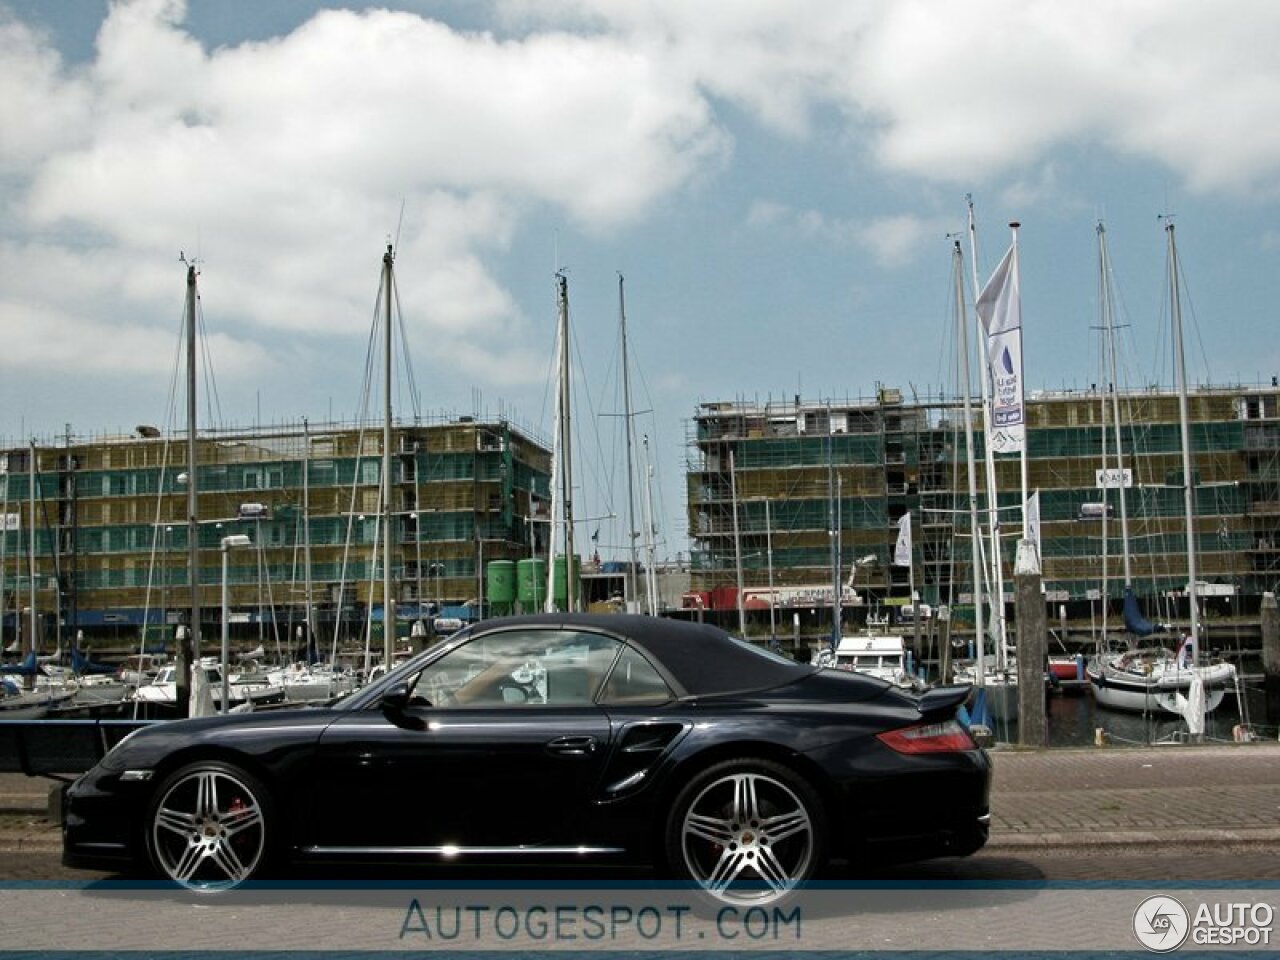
[1015,539,1047,747]
[1262,591,1280,727]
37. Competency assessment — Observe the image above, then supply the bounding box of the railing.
[0,718,156,781]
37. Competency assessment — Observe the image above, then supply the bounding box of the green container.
[551,555,580,607]
[486,560,517,604]
[517,558,547,607]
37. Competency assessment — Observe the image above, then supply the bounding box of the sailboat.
[1086,221,1237,720]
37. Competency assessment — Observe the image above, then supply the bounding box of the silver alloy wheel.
[150,766,267,890]
[679,771,814,905]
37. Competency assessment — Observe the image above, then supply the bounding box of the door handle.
[546,735,598,756]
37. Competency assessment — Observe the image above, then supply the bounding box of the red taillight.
[876,719,976,754]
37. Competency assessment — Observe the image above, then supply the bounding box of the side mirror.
[379,682,426,730]
[379,681,414,719]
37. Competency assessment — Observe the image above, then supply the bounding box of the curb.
[987,826,1280,851]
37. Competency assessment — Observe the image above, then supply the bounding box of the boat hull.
[1088,659,1235,715]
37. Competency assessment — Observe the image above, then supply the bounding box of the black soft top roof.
[467,613,813,697]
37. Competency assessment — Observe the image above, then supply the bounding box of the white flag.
[893,512,912,567]
[976,242,1025,454]
[1025,490,1041,552]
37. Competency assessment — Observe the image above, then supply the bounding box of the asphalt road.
[4,830,1279,883]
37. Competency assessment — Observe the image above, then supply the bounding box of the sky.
[3,0,1280,563]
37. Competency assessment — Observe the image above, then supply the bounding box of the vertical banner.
[1025,490,1041,554]
[976,242,1025,454]
[893,511,912,567]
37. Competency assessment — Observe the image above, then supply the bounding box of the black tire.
[145,760,275,891]
[663,757,827,905]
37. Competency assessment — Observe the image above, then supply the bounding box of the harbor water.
[983,680,1276,747]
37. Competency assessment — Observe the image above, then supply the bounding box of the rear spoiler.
[916,683,971,718]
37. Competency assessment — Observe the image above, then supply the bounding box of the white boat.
[131,660,284,712]
[265,662,357,702]
[1087,643,1235,715]
[0,676,76,717]
[815,634,923,691]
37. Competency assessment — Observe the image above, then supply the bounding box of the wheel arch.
[147,743,280,796]
[655,739,840,842]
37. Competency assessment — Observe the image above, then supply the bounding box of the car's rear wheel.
[665,758,826,905]
[146,760,273,891]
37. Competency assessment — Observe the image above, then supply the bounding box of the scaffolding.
[686,383,1280,631]
[0,415,550,650]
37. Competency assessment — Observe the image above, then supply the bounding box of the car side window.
[598,646,674,706]
[409,629,622,708]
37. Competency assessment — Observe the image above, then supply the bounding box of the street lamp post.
[220,534,252,714]
[851,554,877,625]
[745,497,777,645]
[162,525,172,640]
[763,498,775,644]
[428,562,444,613]
[410,512,423,622]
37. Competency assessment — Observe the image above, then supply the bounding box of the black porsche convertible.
[63,614,990,903]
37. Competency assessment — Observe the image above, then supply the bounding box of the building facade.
[0,417,550,652]
[686,385,1280,637]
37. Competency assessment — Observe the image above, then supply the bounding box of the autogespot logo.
[1133,895,1191,952]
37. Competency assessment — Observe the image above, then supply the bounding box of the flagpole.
[967,199,1008,672]
[1011,221,1029,542]
[894,511,922,670]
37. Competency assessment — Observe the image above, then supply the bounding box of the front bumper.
[61,765,150,872]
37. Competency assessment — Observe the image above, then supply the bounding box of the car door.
[309,627,619,852]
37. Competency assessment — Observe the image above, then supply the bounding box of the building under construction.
[0,416,551,655]
[685,383,1280,644]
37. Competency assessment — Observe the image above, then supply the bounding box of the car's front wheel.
[665,758,826,905]
[145,760,274,890]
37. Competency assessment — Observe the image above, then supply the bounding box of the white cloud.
[0,0,729,391]
[5,0,1280,440]
[540,0,1280,196]
[0,13,92,173]
[748,201,948,267]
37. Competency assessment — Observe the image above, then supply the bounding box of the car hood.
[99,706,339,770]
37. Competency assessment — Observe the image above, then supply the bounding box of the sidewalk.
[984,740,1280,851]
[3,741,1279,848]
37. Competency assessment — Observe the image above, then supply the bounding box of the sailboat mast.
[177,262,200,715]
[303,417,315,653]
[953,240,986,681]
[28,440,37,659]
[618,274,640,612]
[382,244,396,668]
[1096,226,1113,648]
[0,469,7,655]
[641,435,659,616]
[544,276,563,613]
[1098,223,1133,586]
[1166,221,1200,668]
[557,273,577,612]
